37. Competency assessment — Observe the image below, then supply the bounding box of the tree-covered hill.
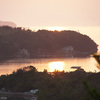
[0,26,98,59]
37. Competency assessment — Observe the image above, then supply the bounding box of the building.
[30,89,39,94]
[16,49,30,58]
[62,46,74,52]
[61,46,74,57]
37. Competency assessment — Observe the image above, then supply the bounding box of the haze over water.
[0,57,99,76]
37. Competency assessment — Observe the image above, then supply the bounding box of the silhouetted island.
[0,26,98,59]
[0,21,16,27]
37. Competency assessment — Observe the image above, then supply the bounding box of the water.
[0,57,99,76]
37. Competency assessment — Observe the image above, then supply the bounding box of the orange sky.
[0,0,100,27]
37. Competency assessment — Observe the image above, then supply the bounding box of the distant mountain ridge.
[0,21,16,27]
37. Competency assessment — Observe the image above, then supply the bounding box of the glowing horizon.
[47,27,66,31]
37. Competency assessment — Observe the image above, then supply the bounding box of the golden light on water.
[49,62,64,72]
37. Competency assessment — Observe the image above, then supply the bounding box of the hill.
[0,26,98,59]
[0,21,16,27]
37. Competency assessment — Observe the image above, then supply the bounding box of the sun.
[49,62,64,72]
[47,27,65,31]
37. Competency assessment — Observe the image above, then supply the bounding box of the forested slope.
[0,26,98,59]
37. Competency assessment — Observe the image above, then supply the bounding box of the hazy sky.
[0,0,100,50]
[0,0,100,27]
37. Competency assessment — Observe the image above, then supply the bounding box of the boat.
[71,66,81,69]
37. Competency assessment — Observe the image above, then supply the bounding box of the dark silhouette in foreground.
[0,65,100,100]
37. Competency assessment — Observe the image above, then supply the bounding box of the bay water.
[0,57,99,76]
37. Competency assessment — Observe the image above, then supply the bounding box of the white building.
[30,89,39,94]
[62,46,74,52]
[61,46,74,57]
[16,49,30,58]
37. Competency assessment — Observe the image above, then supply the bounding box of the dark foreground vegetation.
[0,65,100,100]
[0,26,98,59]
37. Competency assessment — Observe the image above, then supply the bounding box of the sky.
[0,0,100,50]
[0,0,100,27]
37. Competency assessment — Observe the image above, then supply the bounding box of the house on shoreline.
[15,49,30,58]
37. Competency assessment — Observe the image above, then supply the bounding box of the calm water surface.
[0,57,99,75]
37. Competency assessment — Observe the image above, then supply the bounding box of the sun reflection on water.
[49,62,64,72]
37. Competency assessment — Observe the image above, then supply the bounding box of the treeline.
[0,26,98,59]
[0,66,100,100]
